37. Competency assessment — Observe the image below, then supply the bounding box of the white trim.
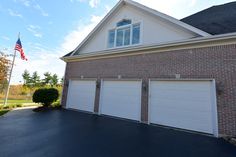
[65,79,72,109]
[149,78,216,81]
[148,79,151,124]
[148,79,219,137]
[98,79,104,115]
[69,78,97,81]
[101,78,142,81]
[139,80,142,123]
[62,32,236,62]
[66,78,97,113]
[60,65,67,106]
[70,0,210,56]
[211,80,219,137]
[125,0,210,37]
[107,22,142,49]
[71,0,125,56]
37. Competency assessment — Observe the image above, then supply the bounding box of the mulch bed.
[33,106,62,112]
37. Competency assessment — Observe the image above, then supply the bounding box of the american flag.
[15,38,27,61]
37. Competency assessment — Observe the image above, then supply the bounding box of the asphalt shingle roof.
[181,2,236,35]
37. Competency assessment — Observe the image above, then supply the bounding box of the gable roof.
[181,2,236,35]
[66,0,210,57]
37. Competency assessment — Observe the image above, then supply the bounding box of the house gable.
[70,0,210,56]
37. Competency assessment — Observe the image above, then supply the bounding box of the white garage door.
[99,80,142,121]
[66,80,96,112]
[149,80,217,135]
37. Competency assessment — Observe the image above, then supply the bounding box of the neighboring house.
[61,0,236,137]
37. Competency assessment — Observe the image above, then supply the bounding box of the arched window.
[108,19,141,48]
[116,19,132,27]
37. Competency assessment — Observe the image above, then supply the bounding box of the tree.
[60,77,64,86]
[51,74,58,86]
[22,70,31,85]
[42,72,52,86]
[0,52,10,92]
[31,71,40,86]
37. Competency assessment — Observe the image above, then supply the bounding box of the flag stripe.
[15,38,27,61]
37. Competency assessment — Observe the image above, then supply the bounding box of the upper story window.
[117,19,131,27]
[108,19,141,48]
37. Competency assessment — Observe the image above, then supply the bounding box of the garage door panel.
[100,81,141,121]
[153,111,213,133]
[151,100,212,112]
[149,80,216,134]
[67,80,96,112]
[152,109,212,122]
[153,93,212,101]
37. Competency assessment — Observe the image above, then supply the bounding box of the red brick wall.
[62,44,236,137]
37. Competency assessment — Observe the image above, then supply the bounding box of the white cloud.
[1,36,10,41]
[34,4,49,16]
[61,14,104,52]
[70,0,101,8]
[134,0,198,18]
[89,0,100,8]
[18,0,31,7]
[15,0,49,17]
[27,25,43,38]
[10,45,65,84]
[8,9,23,18]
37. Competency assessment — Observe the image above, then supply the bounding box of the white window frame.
[107,22,142,49]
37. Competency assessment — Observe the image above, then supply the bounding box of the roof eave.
[61,32,236,62]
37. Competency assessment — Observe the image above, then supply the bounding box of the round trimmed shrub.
[33,88,59,107]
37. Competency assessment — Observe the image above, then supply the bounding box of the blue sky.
[0,0,234,84]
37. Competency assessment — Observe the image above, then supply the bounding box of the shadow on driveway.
[0,109,236,157]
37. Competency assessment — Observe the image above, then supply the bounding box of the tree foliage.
[22,70,30,85]
[0,52,10,82]
[0,52,11,92]
[21,70,62,88]
[43,72,52,85]
[51,74,58,86]
[31,71,40,86]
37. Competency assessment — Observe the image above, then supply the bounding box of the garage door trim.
[148,79,218,137]
[66,78,97,113]
[99,79,142,122]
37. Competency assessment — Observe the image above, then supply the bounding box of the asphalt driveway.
[0,109,235,157]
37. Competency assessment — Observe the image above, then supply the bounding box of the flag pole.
[3,33,19,107]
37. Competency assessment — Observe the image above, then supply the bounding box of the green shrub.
[8,104,16,109]
[52,101,61,108]
[16,104,23,107]
[3,106,9,109]
[32,88,59,107]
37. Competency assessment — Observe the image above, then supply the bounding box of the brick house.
[61,0,236,137]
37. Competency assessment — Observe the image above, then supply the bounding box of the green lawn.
[0,110,10,116]
[0,99,32,104]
